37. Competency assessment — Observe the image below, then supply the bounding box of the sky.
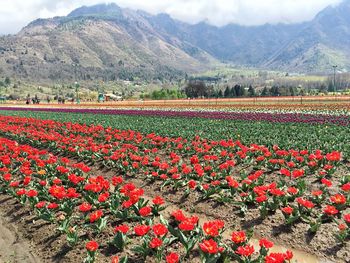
[0,0,343,35]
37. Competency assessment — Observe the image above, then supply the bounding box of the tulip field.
[0,106,349,263]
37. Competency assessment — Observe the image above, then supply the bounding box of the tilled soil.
[0,196,41,263]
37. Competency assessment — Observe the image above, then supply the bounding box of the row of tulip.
[0,115,349,244]
[2,109,350,162]
[1,106,350,126]
[0,136,297,263]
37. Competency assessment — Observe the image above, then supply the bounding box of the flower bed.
[0,137,297,263]
[1,106,350,126]
[0,115,349,262]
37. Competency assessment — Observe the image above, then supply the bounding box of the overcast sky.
[0,0,344,34]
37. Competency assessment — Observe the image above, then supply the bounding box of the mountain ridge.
[0,1,349,83]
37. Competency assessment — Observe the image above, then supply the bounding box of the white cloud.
[0,0,344,34]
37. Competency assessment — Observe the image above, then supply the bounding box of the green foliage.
[4,77,10,86]
[248,85,255,97]
[184,81,209,98]
[2,110,350,159]
[142,89,186,100]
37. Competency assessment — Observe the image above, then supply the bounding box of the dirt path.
[0,199,42,263]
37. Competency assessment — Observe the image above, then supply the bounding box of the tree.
[289,87,296,96]
[4,77,10,86]
[270,86,281,96]
[224,86,230,98]
[206,85,215,98]
[328,82,335,92]
[234,84,244,97]
[230,87,237,97]
[184,81,208,98]
[261,87,269,96]
[217,90,223,98]
[248,85,255,97]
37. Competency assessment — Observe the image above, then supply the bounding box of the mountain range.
[0,1,349,82]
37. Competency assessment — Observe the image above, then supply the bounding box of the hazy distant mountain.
[0,1,349,83]
[264,0,350,72]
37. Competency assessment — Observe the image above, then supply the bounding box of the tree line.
[182,80,338,98]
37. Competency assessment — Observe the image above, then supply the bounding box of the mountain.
[0,3,217,82]
[264,0,350,72]
[0,1,350,83]
[148,0,350,72]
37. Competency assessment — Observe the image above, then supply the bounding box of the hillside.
[0,1,350,83]
[0,4,217,83]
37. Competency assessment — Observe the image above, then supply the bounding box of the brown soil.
[90,163,350,263]
[0,199,41,263]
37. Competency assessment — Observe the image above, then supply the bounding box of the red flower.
[114,224,129,234]
[323,205,338,216]
[344,214,350,223]
[112,176,123,186]
[86,240,99,252]
[122,200,133,209]
[9,181,19,188]
[79,202,92,213]
[203,220,224,237]
[236,244,254,257]
[48,185,66,199]
[284,250,293,260]
[152,196,164,205]
[226,176,239,188]
[149,237,162,249]
[89,210,103,223]
[259,238,274,249]
[98,192,110,203]
[134,225,150,236]
[292,169,304,178]
[26,189,38,197]
[3,173,11,181]
[339,223,347,231]
[270,188,285,196]
[265,253,286,263]
[36,201,46,209]
[188,180,197,189]
[312,190,323,196]
[324,164,333,170]
[256,195,267,203]
[111,256,119,263]
[321,178,332,187]
[152,223,168,236]
[52,178,62,185]
[280,168,291,177]
[330,194,346,205]
[179,219,196,231]
[296,197,314,209]
[166,252,179,263]
[287,187,298,195]
[171,210,187,221]
[39,180,47,186]
[281,206,294,215]
[199,239,222,254]
[326,151,341,162]
[66,188,80,199]
[341,183,350,192]
[48,202,58,209]
[231,231,246,244]
[139,206,152,217]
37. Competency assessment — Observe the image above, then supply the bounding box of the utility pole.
[333,65,337,93]
[73,63,80,104]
